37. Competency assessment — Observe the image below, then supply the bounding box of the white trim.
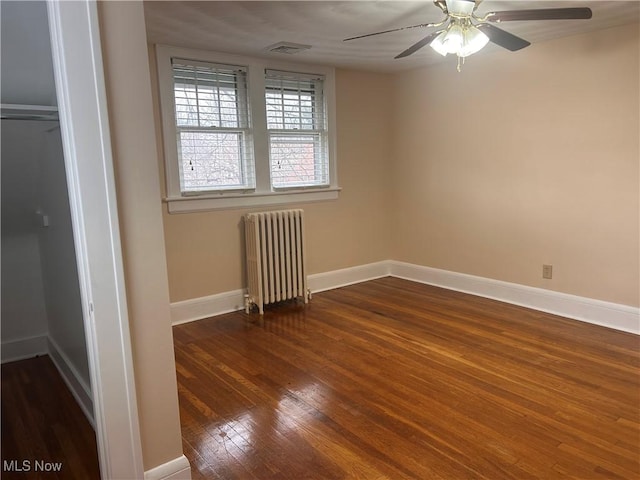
[171,289,246,325]
[1,334,48,364]
[47,336,94,427]
[170,260,639,334]
[144,455,192,480]
[170,261,391,325]
[308,261,391,293]
[389,261,640,335]
[47,1,144,478]
[166,188,340,213]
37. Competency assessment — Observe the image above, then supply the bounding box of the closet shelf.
[1,103,59,121]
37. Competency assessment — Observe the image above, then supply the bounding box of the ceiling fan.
[344,0,592,70]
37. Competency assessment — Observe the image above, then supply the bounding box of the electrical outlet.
[542,264,553,279]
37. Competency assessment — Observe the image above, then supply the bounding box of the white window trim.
[155,45,340,212]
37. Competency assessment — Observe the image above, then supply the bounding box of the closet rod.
[1,113,59,121]
[1,103,59,121]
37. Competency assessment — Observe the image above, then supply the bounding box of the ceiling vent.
[265,42,311,55]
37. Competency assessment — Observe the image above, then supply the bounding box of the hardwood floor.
[1,355,100,480]
[173,277,640,480]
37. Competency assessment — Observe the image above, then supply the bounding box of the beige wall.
[153,23,639,309]
[392,23,639,307]
[99,2,184,472]
[154,67,394,302]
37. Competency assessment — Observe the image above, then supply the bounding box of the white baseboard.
[170,261,390,325]
[170,260,639,334]
[308,261,391,293]
[47,336,95,427]
[145,455,191,480]
[389,261,640,334]
[1,334,48,364]
[171,288,246,326]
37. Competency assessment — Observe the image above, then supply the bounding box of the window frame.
[156,45,339,213]
[172,60,253,193]
[265,69,329,190]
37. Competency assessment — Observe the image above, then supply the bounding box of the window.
[156,46,339,212]
[265,70,328,189]
[172,61,253,193]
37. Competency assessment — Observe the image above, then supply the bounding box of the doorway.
[2,1,144,477]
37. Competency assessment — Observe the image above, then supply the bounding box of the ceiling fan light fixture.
[429,21,489,58]
[459,25,489,57]
[345,0,593,69]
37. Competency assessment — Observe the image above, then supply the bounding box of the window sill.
[164,187,341,213]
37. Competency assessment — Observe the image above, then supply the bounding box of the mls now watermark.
[4,459,63,473]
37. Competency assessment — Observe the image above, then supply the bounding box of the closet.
[1,0,93,433]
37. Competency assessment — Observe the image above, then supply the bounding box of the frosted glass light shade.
[430,31,449,56]
[459,26,490,57]
[429,23,490,58]
[442,24,464,54]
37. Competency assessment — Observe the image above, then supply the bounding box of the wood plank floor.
[173,277,640,480]
[1,355,100,480]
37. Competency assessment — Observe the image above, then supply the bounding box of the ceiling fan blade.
[344,23,433,41]
[476,23,530,51]
[487,7,592,22]
[395,30,443,59]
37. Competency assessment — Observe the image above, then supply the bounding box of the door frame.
[47,1,144,478]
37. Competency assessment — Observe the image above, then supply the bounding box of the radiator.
[244,209,310,314]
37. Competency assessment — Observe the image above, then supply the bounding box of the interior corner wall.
[152,21,638,310]
[36,125,91,388]
[1,120,49,353]
[391,22,640,308]
[98,1,185,472]
[152,66,395,302]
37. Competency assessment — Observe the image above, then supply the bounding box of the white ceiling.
[144,1,640,72]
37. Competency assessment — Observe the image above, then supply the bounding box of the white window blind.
[265,70,329,189]
[157,46,339,211]
[172,59,254,193]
